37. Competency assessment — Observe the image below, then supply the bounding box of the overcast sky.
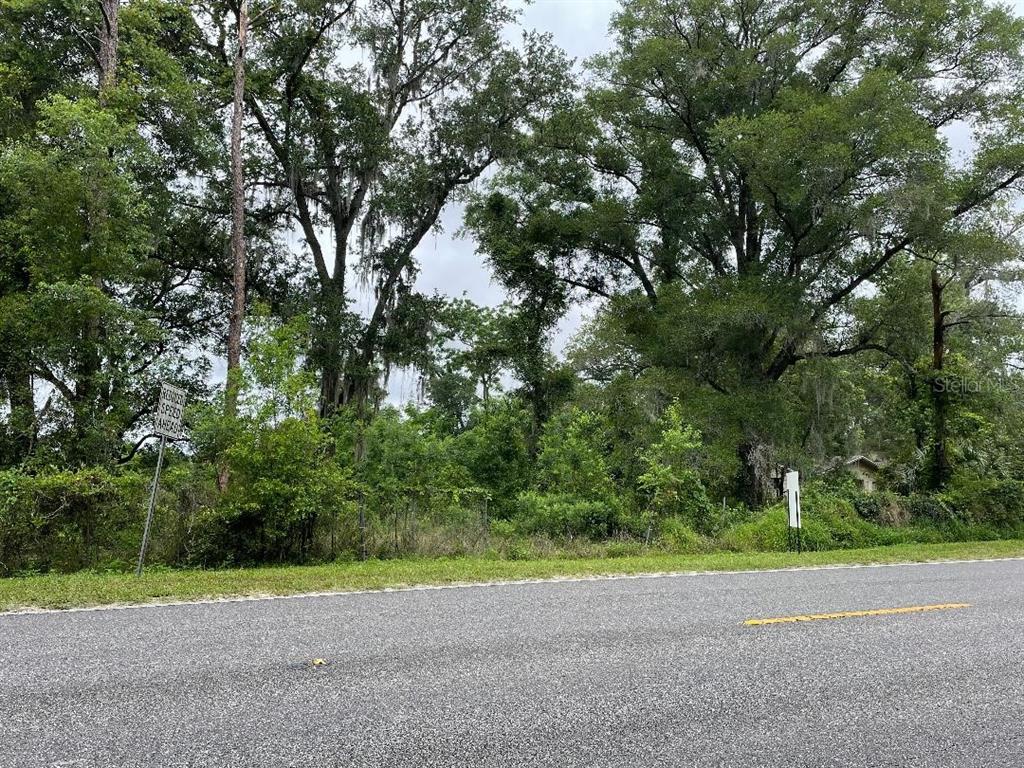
[375,0,1024,402]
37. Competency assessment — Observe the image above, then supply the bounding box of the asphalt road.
[2,559,1023,767]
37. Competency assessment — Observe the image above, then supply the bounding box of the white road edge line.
[3,555,1022,617]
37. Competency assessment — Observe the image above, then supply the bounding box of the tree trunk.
[737,438,779,508]
[98,0,118,95]
[929,267,951,490]
[316,278,348,418]
[223,0,248,419]
[219,0,249,492]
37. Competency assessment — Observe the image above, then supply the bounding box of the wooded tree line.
[2,0,1023,572]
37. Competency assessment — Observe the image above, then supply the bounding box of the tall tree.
[224,0,249,422]
[218,0,250,490]
[867,221,1024,489]
[0,0,225,465]
[467,0,1024,504]
[242,0,570,418]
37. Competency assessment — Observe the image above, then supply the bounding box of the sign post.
[784,470,802,553]
[136,383,186,577]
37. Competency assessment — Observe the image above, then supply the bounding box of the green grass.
[3,539,1023,612]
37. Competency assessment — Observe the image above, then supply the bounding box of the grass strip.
[2,538,1023,613]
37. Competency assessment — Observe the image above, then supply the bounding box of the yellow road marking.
[744,603,970,626]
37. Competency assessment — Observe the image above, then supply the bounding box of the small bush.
[195,417,358,566]
[721,508,836,552]
[721,488,910,553]
[514,491,622,539]
[657,517,705,553]
[637,403,715,533]
[852,493,887,523]
[942,478,1024,530]
[452,401,533,516]
[489,519,517,539]
[504,540,533,561]
[905,494,957,524]
[535,408,618,502]
[0,467,149,575]
[604,540,646,558]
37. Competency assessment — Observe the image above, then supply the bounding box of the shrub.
[905,494,957,524]
[535,408,617,502]
[514,491,621,539]
[637,402,715,533]
[355,409,494,556]
[851,491,910,527]
[721,488,909,553]
[197,417,357,565]
[721,508,836,552]
[657,517,705,553]
[942,477,1024,530]
[452,400,532,515]
[851,493,884,521]
[489,518,517,539]
[0,467,149,575]
[186,314,362,565]
[504,539,533,561]
[604,540,646,558]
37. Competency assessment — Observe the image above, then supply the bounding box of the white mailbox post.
[136,383,186,576]
[783,470,802,552]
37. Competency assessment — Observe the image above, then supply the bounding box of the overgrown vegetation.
[3,328,1023,575]
[2,0,1024,579]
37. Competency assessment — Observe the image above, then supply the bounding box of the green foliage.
[0,0,223,467]
[900,494,960,525]
[514,491,622,540]
[2,0,1024,576]
[0,467,148,575]
[656,517,705,554]
[535,407,617,501]
[361,408,467,497]
[722,509,832,553]
[187,313,358,565]
[851,492,911,527]
[722,484,917,552]
[721,477,1024,553]
[637,402,714,532]
[941,477,1024,530]
[722,505,904,553]
[203,416,356,565]
[467,0,1024,504]
[482,407,630,540]
[451,399,532,514]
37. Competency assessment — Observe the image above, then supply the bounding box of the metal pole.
[136,435,166,577]
[359,499,367,561]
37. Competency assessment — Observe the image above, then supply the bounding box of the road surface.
[2,558,1023,767]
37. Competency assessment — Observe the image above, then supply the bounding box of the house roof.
[844,455,882,471]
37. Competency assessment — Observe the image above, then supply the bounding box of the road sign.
[154,382,187,439]
[783,470,802,553]
[783,470,801,528]
[137,382,186,576]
